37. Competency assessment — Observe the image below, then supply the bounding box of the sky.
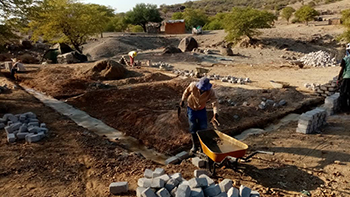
[82,0,188,13]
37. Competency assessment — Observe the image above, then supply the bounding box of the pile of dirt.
[112,72,174,86]
[68,80,194,154]
[84,59,127,80]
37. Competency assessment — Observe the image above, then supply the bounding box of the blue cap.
[196,77,212,91]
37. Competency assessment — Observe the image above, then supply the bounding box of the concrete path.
[24,87,168,164]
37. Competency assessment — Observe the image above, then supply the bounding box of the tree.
[294,5,319,25]
[105,13,128,32]
[0,0,34,44]
[88,4,115,37]
[203,13,227,30]
[29,0,110,52]
[181,8,208,30]
[172,12,184,20]
[125,3,162,32]
[281,6,295,24]
[223,7,277,43]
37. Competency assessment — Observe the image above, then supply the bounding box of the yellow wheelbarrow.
[197,129,274,176]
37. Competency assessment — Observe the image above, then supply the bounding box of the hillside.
[160,0,344,16]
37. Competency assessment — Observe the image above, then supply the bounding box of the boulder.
[178,37,198,52]
[18,54,39,64]
[57,51,87,64]
[21,40,32,49]
[220,47,234,56]
[162,46,182,54]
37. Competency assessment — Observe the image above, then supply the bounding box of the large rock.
[57,51,87,64]
[21,40,32,49]
[178,37,198,52]
[162,46,182,54]
[19,53,39,64]
[220,47,234,56]
[86,59,127,80]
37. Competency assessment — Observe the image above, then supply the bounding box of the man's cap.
[196,77,212,91]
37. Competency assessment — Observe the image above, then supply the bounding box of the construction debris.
[298,51,337,67]
[136,168,259,197]
[296,108,327,134]
[2,112,48,143]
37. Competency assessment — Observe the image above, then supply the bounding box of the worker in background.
[180,77,219,154]
[10,58,26,79]
[128,50,137,67]
[337,43,350,113]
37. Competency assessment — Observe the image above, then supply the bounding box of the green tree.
[223,7,277,43]
[105,13,128,32]
[28,0,109,52]
[339,9,350,42]
[172,12,184,20]
[0,0,34,44]
[294,5,319,25]
[281,6,295,24]
[203,13,227,30]
[125,3,162,32]
[182,8,209,30]
[87,4,115,37]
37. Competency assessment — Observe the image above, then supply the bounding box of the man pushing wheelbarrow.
[180,77,220,154]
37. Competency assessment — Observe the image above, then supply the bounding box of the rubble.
[296,108,327,134]
[136,168,259,197]
[298,51,337,67]
[1,112,48,143]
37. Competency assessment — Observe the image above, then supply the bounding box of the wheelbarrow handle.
[242,150,275,161]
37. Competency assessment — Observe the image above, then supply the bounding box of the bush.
[295,5,319,25]
[128,25,144,32]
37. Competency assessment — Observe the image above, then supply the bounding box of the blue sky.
[82,0,188,13]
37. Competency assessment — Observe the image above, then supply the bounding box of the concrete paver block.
[109,182,128,194]
[165,178,179,192]
[166,156,180,165]
[10,122,22,131]
[219,179,233,193]
[29,119,39,122]
[227,187,239,197]
[138,178,152,188]
[191,157,206,168]
[19,124,28,133]
[214,192,228,197]
[19,115,27,121]
[191,188,204,197]
[199,174,214,186]
[250,191,260,197]
[26,134,42,143]
[39,128,49,134]
[7,115,18,123]
[0,118,6,123]
[151,177,165,189]
[153,168,165,178]
[28,122,39,127]
[175,184,191,197]
[28,126,40,133]
[40,123,46,128]
[0,123,5,129]
[16,132,30,140]
[7,133,16,143]
[142,187,157,197]
[144,169,153,178]
[24,112,37,119]
[203,184,221,197]
[170,187,177,197]
[158,174,170,182]
[175,151,189,160]
[156,188,171,197]
[194,169,210,178]
[171,173,183,182]
[189,178,208,188]
[239,185,251,197]
[4,126,13,134]
[137,187,147,197]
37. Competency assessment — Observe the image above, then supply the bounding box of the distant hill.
[160,0,343,16]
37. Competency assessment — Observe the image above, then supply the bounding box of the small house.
[163,20,186,34]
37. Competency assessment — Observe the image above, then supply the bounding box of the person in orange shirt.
[180,77,219,154]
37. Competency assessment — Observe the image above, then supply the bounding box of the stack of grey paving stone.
[298,50,337,67]
[0,84,9,93]
[208,75,251,85]
[165,151,190,165]
[324,93,340,115]
[0,112,48,143]
[137,168,260,197]
[152,62,174,71]
[296,108,327,134]
[258,99,287,110]
[305,77,339,97]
